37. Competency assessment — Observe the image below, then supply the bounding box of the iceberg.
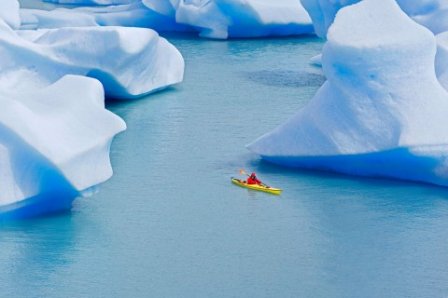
[12,24,184,99]
[301,0,448,38]
[248,0,448,187]
[0,2,185,217]
[163,0,314,39]
[0,16,131,218]
[0,75,126,220]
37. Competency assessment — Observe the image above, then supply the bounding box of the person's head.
[251,172,256,177]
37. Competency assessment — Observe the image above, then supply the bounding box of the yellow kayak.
[231,177,282,195]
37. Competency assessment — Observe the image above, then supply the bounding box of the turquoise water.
[2,34,448,297]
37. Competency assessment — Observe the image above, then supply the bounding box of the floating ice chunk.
[0,75,126,219]
[248,0,448,186]
[309,54,322,67]
[0,13,183,217]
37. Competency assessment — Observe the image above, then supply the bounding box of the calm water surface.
[1,34,448,298]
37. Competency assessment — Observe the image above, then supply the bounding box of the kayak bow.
[231,177,282,195]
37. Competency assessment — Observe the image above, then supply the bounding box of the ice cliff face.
[248,0,448,186]
[161,0,314,39]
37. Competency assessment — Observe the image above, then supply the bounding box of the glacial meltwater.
[1,34,448,298]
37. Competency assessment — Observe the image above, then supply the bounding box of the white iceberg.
[248,0,448,186]
[12,24,184,99]
[0,16,131,218]
[0,6,185,217]
[0,75,126,219]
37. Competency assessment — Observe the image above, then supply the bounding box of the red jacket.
[247,175,262,185]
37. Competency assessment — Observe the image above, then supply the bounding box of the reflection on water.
[0,213,79,297]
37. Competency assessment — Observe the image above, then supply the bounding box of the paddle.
[239,169,270,188]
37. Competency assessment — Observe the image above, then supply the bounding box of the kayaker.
[247,172,262,185]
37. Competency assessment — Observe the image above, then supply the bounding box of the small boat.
[231,177,282,195]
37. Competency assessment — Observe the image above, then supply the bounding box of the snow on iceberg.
[12,24,184,99]
[248,0,448,186]
[0,75,126,220]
